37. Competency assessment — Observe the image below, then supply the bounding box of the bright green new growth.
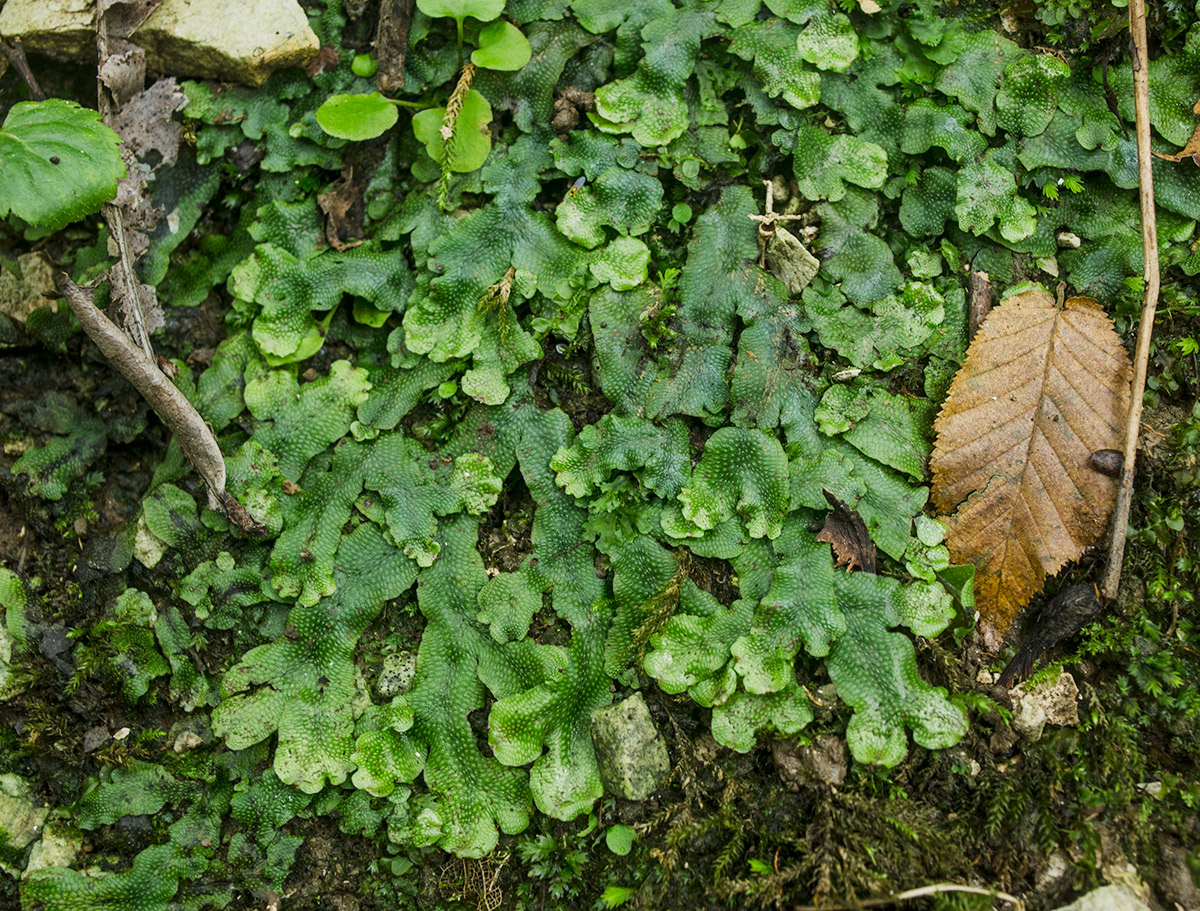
[76,761,197,829]
[796,13,859,72]
[827,572,966,766]
[728,19,820,111]
[643,515,962,763]
[215,524,419,793]
[677,428,790,540]
[551,414,691,501]
[0,100,124,230]
[995,53,1069,138]
[108,589,170,700]
[956,149,1037,242]
[232,238,412,363]
[315,93,400,141]
[792,122,888,202]
[472,21,533,71]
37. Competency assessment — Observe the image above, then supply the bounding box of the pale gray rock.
[0,774,48,876]
[1010,671,1080,742]
[0,0,319,85]
[22,821,82,879]
[764,226,820,295]
[1050,885,1150,911]
[590,693,669,801]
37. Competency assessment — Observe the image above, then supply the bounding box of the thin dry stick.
[749,179,804,266]
[1102,0,1160,599]
[1,38,46,100]
[789,882,1023,910]
[59,277,267,537]
[94,4,156,363]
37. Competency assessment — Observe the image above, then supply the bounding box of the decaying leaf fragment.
[1151,96,1200,166]
[815,488,876,573]
[930,289,1131,642]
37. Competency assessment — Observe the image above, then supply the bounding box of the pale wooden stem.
[1102,0,1160,599]
[789,882,1023,910]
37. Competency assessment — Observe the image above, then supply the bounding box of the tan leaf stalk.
[437,63,477,210]
[1102,0,1160,598]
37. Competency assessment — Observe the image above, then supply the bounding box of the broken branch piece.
[59,276,268,537]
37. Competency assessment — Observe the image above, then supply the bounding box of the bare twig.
[94,3,158,364]
[749,179,805,267]
[1102,0,1160,599]
[375,0,414,94]
[1,38,45,100]
[59,277,267,537]
[789,882,1024,910]
[103,203,156,361]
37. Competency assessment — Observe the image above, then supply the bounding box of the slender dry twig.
[749,178,805,267]
[59,277,267,537]
[1102,0,1160,599]
[94,2,158,363]
[1,38,45,100]
[788,882,1024,910]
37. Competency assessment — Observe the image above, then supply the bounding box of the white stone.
[0,0,318,86]
[0,253,57,325]
[173,731,204,753]
[1050,885,1150,911]
[23,821,82,879]
[1010,671,1080,741]
[133,514,166,569]
[0,774,48,876]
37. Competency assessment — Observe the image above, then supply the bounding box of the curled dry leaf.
[998,582,1102,687]
[930,289,1131,642]
[1151,95,1200,167]
[815,488,876,573]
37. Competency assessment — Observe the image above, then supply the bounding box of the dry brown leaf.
[815,488,876,573]
[1152,120,1200,167]
[930,289,1131,642]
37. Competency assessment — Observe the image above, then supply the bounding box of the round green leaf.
[471,21,532,71]
[411,90,493,173]
[351,53,379,78]
[315,93,399,141]
[0,99,124,230]
[605,824,636,856]
[417,0,504,26]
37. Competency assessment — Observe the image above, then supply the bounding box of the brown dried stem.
[59,277,266,536]
[94,3,156,363]
[1102,0,1160,599]
[1,38,45,100]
